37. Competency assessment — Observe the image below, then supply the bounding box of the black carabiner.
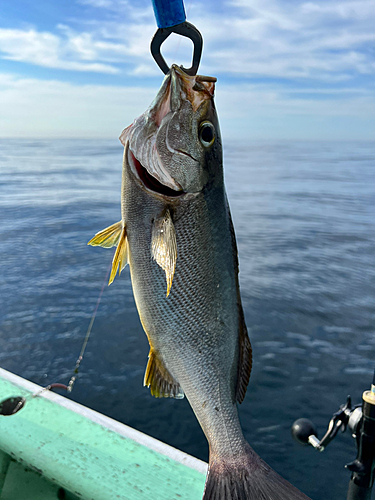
[150,21,203,76]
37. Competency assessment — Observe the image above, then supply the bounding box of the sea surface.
[0,138,374,499]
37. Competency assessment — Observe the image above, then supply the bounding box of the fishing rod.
[291,371,375,500]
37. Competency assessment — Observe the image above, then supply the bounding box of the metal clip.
[150,21,203,76]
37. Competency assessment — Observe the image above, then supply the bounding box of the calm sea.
[0,138,374,499]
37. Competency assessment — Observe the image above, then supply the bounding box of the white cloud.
[0,73,156,138]
[217,84,375,119]
[0,73,373,140]
[0,0,374,81]
[78,0,116,8]
[0,0,374,139]
[189,0,375,80]
[300,1,375,19]
[216,83,375,140]
[76,0,154,22]
[0,28,119,73]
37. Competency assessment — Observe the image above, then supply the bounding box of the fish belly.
[123,164,245,457]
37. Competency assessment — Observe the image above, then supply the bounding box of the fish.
[88,65,311,500]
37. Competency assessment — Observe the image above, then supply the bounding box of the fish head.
[120,65,221,197]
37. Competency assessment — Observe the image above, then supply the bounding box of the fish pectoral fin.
[236,307,252,404]
[151,209,177,297]
[88,221,123,248]
[144,349,184,399]
[88,221,129,285]
[108,226,128,285]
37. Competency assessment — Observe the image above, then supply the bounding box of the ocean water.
[0,138,374,499]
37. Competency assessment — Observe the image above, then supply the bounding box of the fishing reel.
[291,374,375,500]
[291,396,362,452]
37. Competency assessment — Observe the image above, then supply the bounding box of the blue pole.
[151,0,186,29]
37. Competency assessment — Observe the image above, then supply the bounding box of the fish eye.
[199,121,215,148]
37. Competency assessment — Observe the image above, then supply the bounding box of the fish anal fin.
[144,349,184,399]
[88,221,123,248]
[108,227,128,285]
[236,307,252,404]
[151,209,177,297]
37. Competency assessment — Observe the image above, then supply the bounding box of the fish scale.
[89,65,311,500]
[124,152,241,455]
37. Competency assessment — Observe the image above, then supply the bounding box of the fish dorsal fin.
[226,206,253,403]
[151,209,177,297]
[236,307,252,404]
[144,349,184,399]
[88,221,128,285]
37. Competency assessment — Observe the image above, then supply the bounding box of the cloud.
[0,0,374,139]
[0,73,373,140]
[300,0,375,19]
[0,28,119,73]
[216,83,375,140]
[76,0,154,22]
[189,0,375,81]
[1,0,374,84]
[0,0,374,82]
[0,73,156,137]
[217,84,375,119]
[78,0,116,7]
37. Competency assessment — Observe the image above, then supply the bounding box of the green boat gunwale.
[0,367,207,500]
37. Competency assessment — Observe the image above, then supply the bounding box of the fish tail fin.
[203,443,311,500]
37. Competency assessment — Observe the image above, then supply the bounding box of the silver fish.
[89,65,311,500]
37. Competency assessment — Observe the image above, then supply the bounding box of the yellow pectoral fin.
[151,209,177,297]
[108,227,128,285]
[88,221,128,285]
[88,221,123,248]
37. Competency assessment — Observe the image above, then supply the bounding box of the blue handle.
[151,0,186,29]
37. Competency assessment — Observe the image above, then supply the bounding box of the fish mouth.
[128,149,184,198]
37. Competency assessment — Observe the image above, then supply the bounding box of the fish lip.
[127,147,185,199]
[169,65,216,112]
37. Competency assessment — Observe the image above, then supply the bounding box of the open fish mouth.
[128,148,184,198]
[122,65,217,197]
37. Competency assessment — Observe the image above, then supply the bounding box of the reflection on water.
[1,139,375,499]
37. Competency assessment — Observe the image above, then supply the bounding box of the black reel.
[291,373,375,500]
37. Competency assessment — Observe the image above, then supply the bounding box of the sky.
[0,0,374,140]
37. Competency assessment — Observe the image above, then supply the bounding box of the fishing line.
[66,256,113,393]
[36,254,112,394]
[0,255,114,415]
[171,1,193,63]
